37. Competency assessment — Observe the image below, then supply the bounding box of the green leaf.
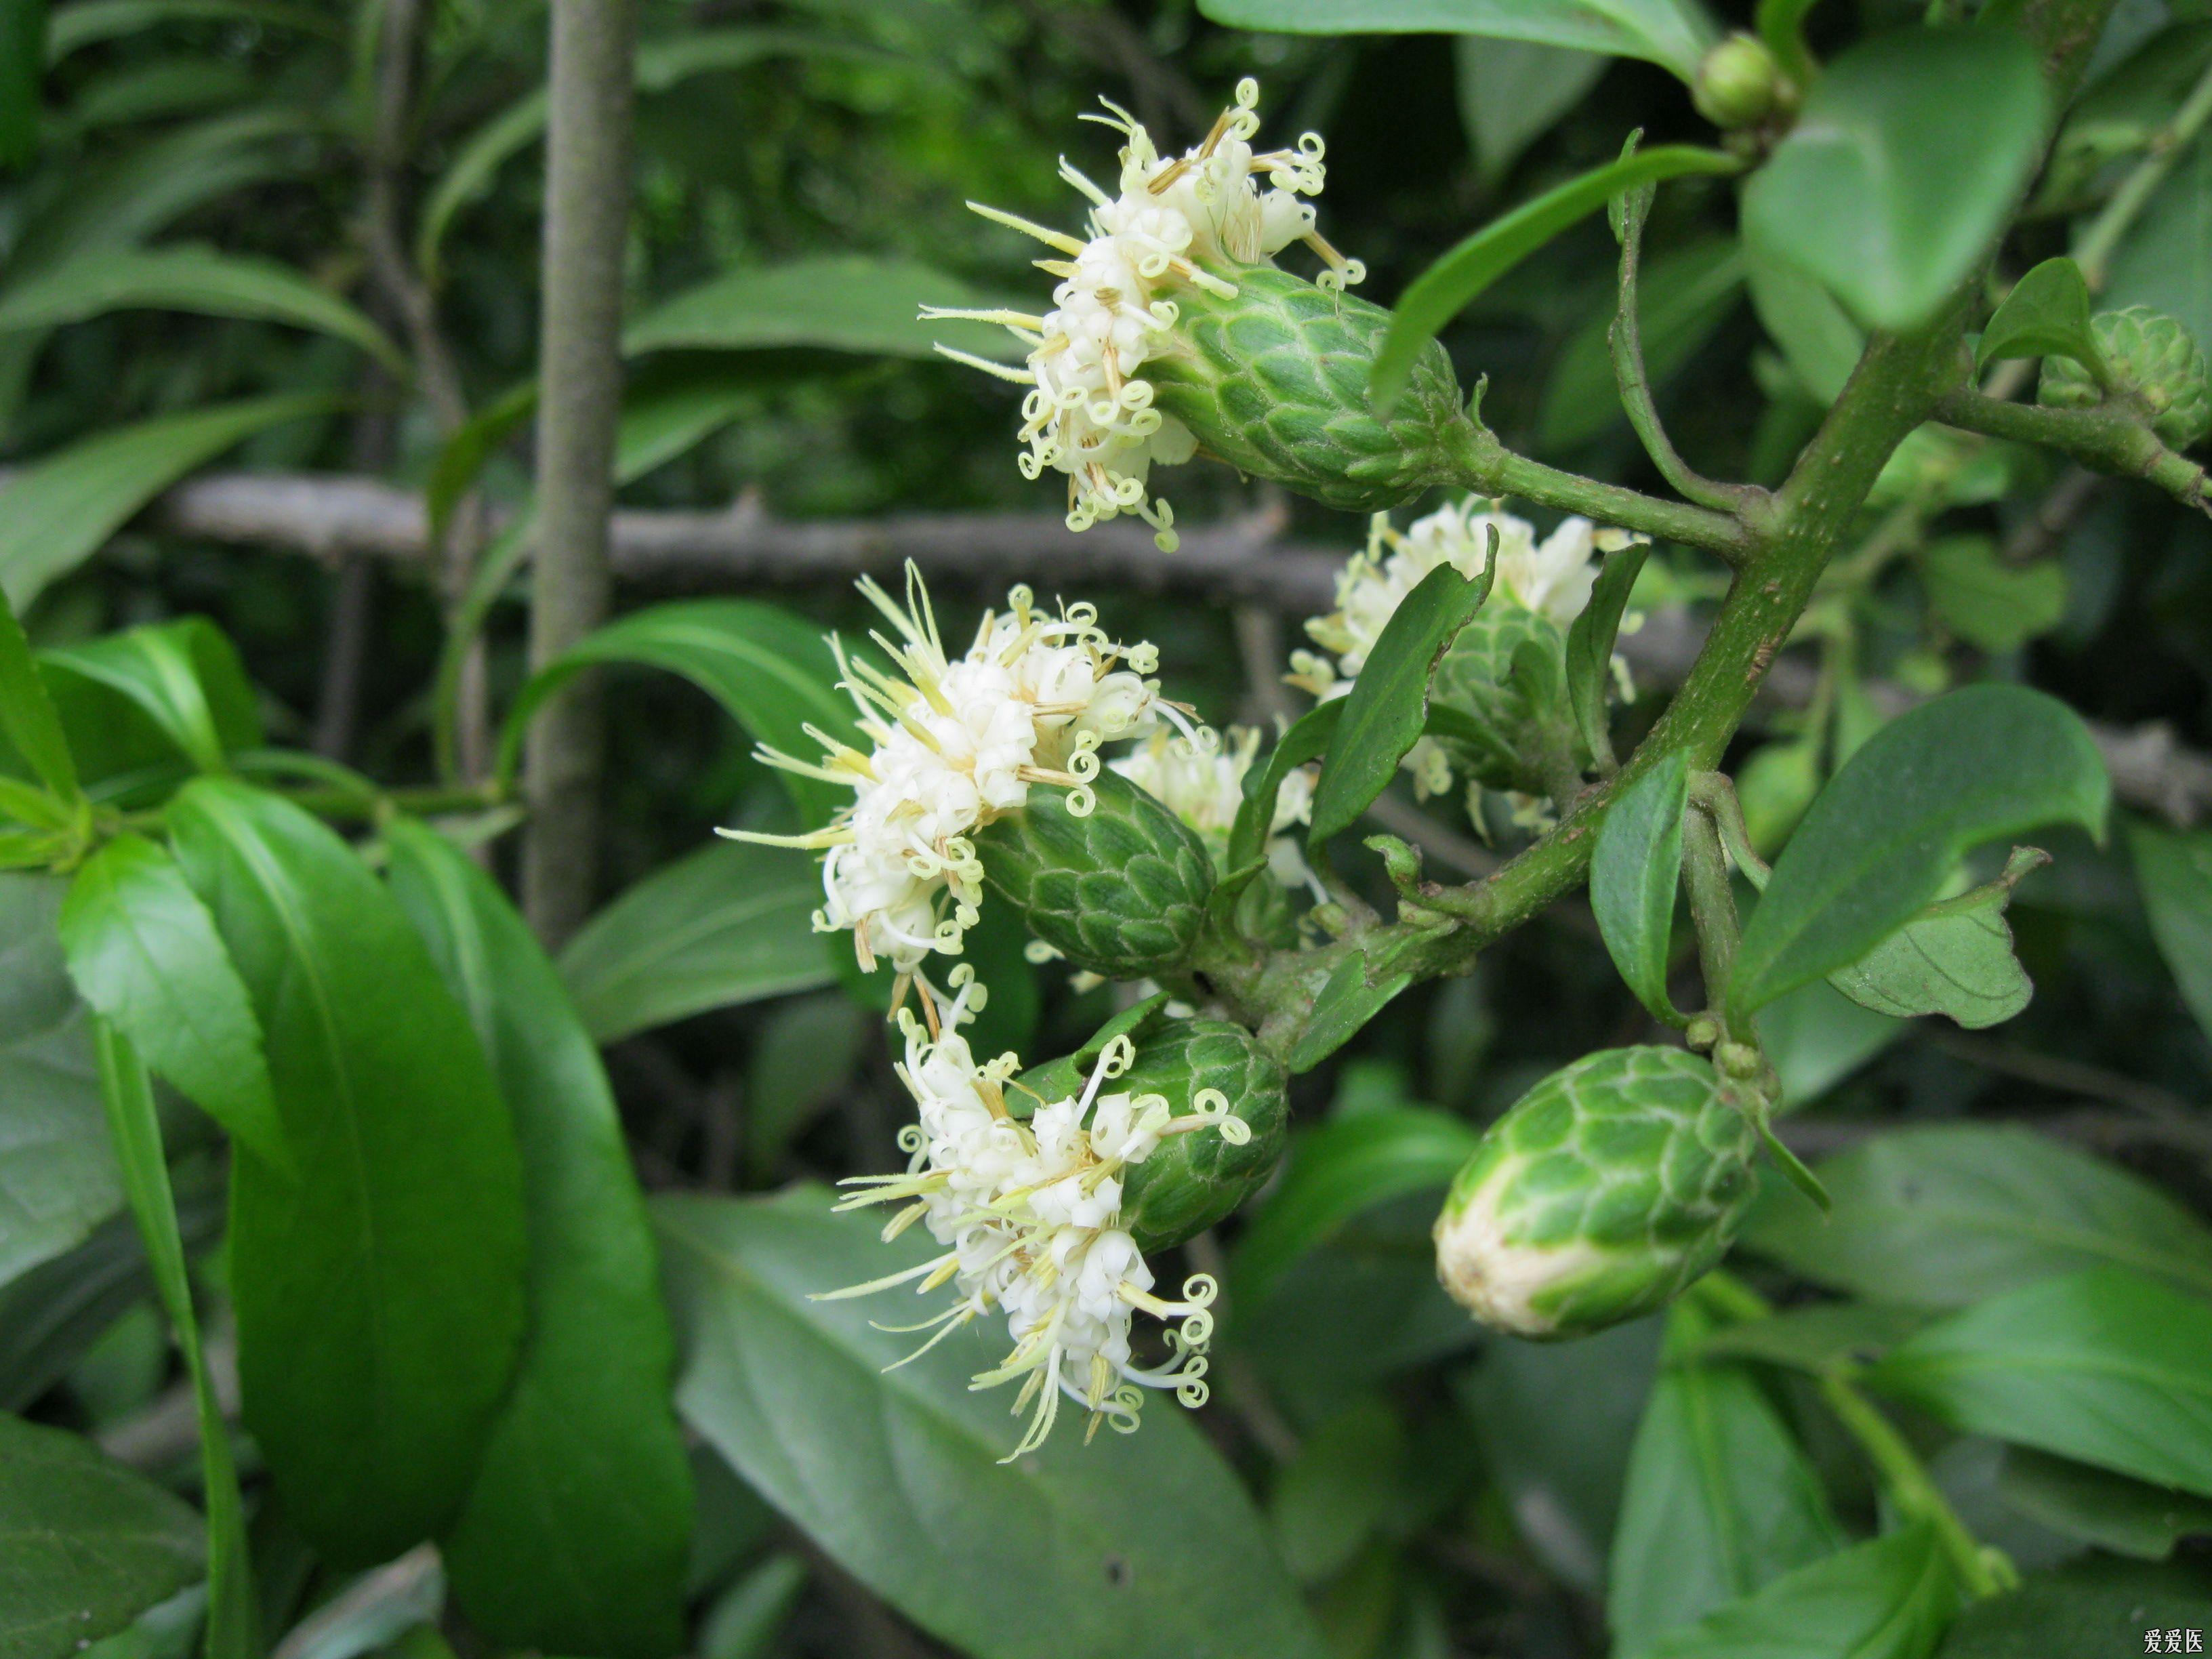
[655,1191,1332,1659]
[1729,686,2108,1018]
[699,1554,807,1659]
[1739,1124,2212,1307]
[1610,1300,1845,1656]
[1741,29,2050,331]
[1639,1525,1955,1659]
[0,244,399,367]
[2106,132,2212,357]
[59,833,286,1168]
[1870,1267,2212,1498]
[626,254,1026,364]
[1229,700,1342,873]
[43,0,340,59]
[0,0,43,165]
[745,992,870,1180]
[1754,979,1902,1109]
[417,31,888,281]
[1974,257,2102,374]
[2128,819,2212,1050]
[1914,536,2067,655]
[0,1413,204,1659]
[1745,242,1865,404]
[1565,539,1649,769]
[1373,145,1740,409]
[557,841,834,1045]
[87,1020,255,1659]
[0,586,77,803]
[1824,846,2045,1029]
[1286,951,1414,1074]
[1230,1106,1481,1309]
[1269,1399,1404,1584]
[37,616,262,775]
[497,598,856,824]
[1310,560,1496,844]
[168,779,527,1568]
[0,873,117,1290]
[1453,37,1607,185]
[1933,1557,2211,1658]
[0,394,340,608]
[1696,1302,1932,1374]
[384,821,691,1659]
[1541,237,1745,450]
[1592,750,1690,1025]
[1195,0,1718,79]
[1998,1448,2212,1561]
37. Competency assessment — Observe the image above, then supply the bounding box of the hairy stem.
[1936,386,2210,511]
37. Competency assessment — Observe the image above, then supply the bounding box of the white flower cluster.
[1109,725,1317,893]
[926,79,1364,553]
[1288,498,1641,802]
[824,982,1242,1458]
[726,565,1179,977]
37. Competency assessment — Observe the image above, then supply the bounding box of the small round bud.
[1433,1046,1756,1338]
[1693,33,1787,130]
[2039,306,2212,450]
[1717,1040,1763,1080]
[1147,268,1472,514]
[1684,1015,1722,1050]
[972,767,1214,979]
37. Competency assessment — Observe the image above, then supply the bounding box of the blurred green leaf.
[0,0,43,169]
[497,598,856,823]
[1540,237,1745,450]
[1871,1268,2212,1497]
[0,588,77,803]
[558,842,832,1045]
[1591,750,1689,1026]
[2105,134,2212,359]
[38,617,260,777]
[1975,258,2101,373]
[1610,1300,1845,1656]
[655,1191,1333,1659]
[698,1554,807,1659]
[626,254,1025,363]
[2128,819,2212,1049]
[1729,686,2108,1017]
[0,394,340,608]
[1933,1557,2211,1657]
[1998,1448,2212,1561]
[1740,1124,2212,1307]
[1696,1301,1931,1373]
[0,1412,205,1659]
[1375,146,1740,409]
[1196,0,1717,78]
[60,833,286,1168]
[1742,30,2049,330]
[1914,536,2067,655]
[1231,1106,1480,1308]
[1453,37,1607,184]
[0,245,399,367]
[1311,561,1494,844]
[1746,243,1865,404]
[87,1019,256,1659]
[1640,1525,1954,1659]
[0,873,117,1291]
[169,779,528,1569]
[1824,846,2045,1028]
[746,991,870,1179]
[385,821,691,1659]
[43,0,340,60]
[1753,979,1902,1110]
[1269,1399,1404,1584]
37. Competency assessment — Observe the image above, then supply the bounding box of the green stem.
[1691,771,1769,889]
[1818,1371,2014,1599]
[1936,386,2209,510]
[93,1021,260,1659]
[1680,800,1742,1024]
[2075,58,2212,289]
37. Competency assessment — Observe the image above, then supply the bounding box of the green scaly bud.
[972,768,1214,979]
[1148,268,1472,514]
[2040,306,2212,450]
[1433,1046,1756,1338]
[1018,1015,1289,1251]
[1428,606,1583,797]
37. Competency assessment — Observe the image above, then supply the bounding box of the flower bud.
[1145,267,1472,513]
[972,766,1215,979]
[2039,306,2212,450]
[1693,33,1788,130]
[1433,1046,1756,1338]
[1429,604,1580,796]
[1017,1016,1289,1250]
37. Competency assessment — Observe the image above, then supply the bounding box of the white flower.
[924,78,1364,552]
[1109,724,1316,892]
[722,562,1181,978]
[819,979,1246,1459]
[1286,499,1641,800]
